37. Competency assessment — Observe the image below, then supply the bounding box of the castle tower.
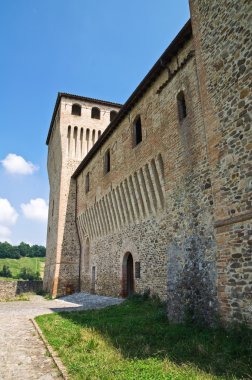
[43,93,121,297]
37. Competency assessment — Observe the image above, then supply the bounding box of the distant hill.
[0,257,45,280]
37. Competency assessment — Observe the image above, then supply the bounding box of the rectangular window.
[104,149,110,174]
[133,116,142,146]
[135,261,141,279]
[91,266,96,293]
[177,91,187,122]
[85,172,90,193]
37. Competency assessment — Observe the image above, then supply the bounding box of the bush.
[0,264,12,278]
[18,267,41,281]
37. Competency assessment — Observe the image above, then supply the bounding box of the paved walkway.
[0,293,123,380]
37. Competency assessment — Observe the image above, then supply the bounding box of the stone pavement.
[0,293,123,380]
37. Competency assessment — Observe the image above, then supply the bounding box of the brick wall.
[75,37,218,324]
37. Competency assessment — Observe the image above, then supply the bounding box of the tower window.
[135,261,141,279]
[133,116,142,146]
[85,172,90,193]
[72,104,81,116]
[91,107,100,119]
[104,149,110,174]
[177,91,187,121]
[110,110,117,122]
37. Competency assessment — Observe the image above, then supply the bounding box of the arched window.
[67,126,71,156]
[133,116,142,146]
[86,128,90,140]
[74,126,78,156]
[104,149,110,174]
[98,130,102,138]
[110,110,117,122]
[86,128,90,152]
[92,130,95,145]
[72,103,81,116]
[91,107,100,119]
[177,91,187,121]
[80,128,84,156]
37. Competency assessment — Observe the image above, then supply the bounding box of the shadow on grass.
[44,297,252,379]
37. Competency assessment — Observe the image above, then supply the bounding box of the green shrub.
[18,267,41,281]
[0,264,12,278]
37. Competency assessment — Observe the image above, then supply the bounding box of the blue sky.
[0,0,189,246]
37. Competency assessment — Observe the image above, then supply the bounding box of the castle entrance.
[121,252,134,297]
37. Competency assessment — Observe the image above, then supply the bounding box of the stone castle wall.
[76,37,218,323]
[190,0,252,324]
[0,281,43,300]
[45,0,252,325]
[43,106,63,295]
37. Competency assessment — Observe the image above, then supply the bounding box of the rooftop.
[72,19,192,178]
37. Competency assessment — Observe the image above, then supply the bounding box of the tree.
[30,245,46,258]
[0,242,46,259]
[18,242,30,257]
[0,242,13,258]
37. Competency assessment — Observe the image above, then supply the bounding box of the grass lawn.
[0,257,45,279]
[36,297,252,380]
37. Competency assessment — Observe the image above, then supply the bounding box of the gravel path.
[0,293,123,379]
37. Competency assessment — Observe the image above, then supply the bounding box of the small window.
[133,116,142,146]
[104,149,110,174]
[72,104,81,116]
[177,91,187,121]
[91,107,100,119]
[85,172,90,193]
[110,110,117,122]
[98,130,102,138]
[135,262,140,279]
[91,266,96,293]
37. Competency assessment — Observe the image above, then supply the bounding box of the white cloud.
[0,198,19,225]
[1,153,39,175]
[0,198,18,243]
[21,198,48,222]
[0,225,12,243]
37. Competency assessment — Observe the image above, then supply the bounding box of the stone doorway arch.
[121,252,134,297]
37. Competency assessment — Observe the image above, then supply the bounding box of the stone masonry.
[0,280,43,300]
[44,1,252,325]
[43,94,121,297]
[190,0,252,323]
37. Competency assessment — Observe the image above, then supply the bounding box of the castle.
[44,0,252,325]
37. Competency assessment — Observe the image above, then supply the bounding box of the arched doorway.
[121,252,134,297]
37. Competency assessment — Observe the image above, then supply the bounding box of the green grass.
[0,257,45,279]
[0,293,30,302]
[36,297,252,380]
